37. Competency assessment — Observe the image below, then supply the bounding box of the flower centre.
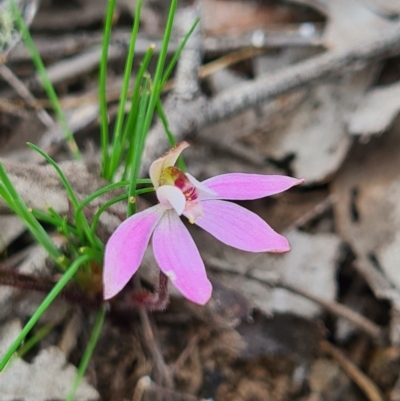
[160,166,199,202]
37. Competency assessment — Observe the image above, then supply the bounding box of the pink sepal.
[202,173,304,200]
[193,200,290,253]
[103,205,165,299]
[152,210,212,305]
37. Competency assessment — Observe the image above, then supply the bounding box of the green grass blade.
[155,100,186,171]
[99,0,117,177]
[141,0,178,137]
[17,323,53,358]
[108,0,143,178]
[90,184,155,234]
[0,165,65,265]
[0,255,91,371]
[65,306,106,401]
[90,193,128,235]
[74,178,152,221]
[127,77,151,216]
[121,46,155,181]
[8,0,80,159]
[26,146,80,208]
[74,180,129,222]
[27,143,98,247]
[126,0,178,201]
[161,17,200,85]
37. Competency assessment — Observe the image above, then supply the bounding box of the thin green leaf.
[27,143,98,248]
[108,0,143,178]
[74,180,129,222]
[8,0,80,159]
[161,17,200,85]
[99,0,117,177]
[127,77,151,216]
[140,0,179,144]
[17,323,53,358]
[0,164,64,265]
[156,100,186,171]
[121,45,155,181]
[125,0,179,206]
[90,193,128,235]
[0,255,91,371]
[65,306,106,401]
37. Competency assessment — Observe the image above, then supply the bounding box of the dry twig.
[205,258,384,341]
[321,340,385,401]
[0,64,54,127]
[138,306,173,389]
[279,282,384,342]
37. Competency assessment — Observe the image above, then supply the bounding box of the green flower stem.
[0,255,91,371]
[8,0,80,159]
[65,306,106,401]
[99,0,117,177]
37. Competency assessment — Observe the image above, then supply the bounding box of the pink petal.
[193,200,290,252]
[152,210,212,305]
[103,205,165,300]
[149,142,189,188]
[201,173,304,200]
[156,185,186,215]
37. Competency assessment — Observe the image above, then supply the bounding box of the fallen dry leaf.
[347,81,400,137]
[200,229,341,318]
[289,0,396,50]
[332,117,400,291]
[247,65,377,183]
[0,320,99,401]
[253,230,342,317]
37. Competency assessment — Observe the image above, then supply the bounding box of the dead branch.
[141,20,400,174]
[205,257,384,342]
[203,23,323,52]
[321,340,385,401]
[0,64,54,128]
[7,24,321,64]
[279,282,384,342]
[174,4,203,98]
[138,306,173,388]
[27,45,126,89]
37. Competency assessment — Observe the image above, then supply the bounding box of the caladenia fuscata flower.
[103,142,304,305]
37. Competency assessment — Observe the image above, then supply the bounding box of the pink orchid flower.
[103,142,304,305]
